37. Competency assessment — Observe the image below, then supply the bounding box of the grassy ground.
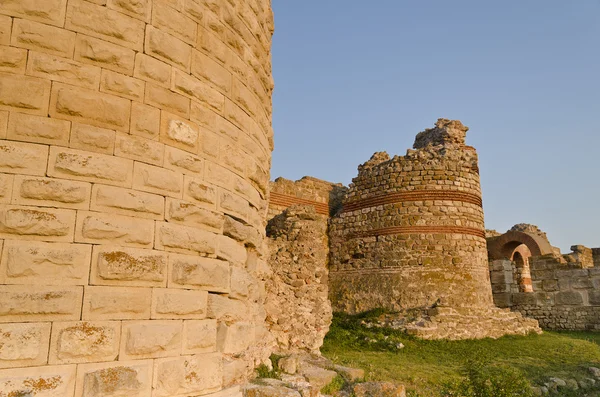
[321,311,600,396]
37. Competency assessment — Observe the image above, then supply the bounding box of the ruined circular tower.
[329,119,540,339]
[0,0,274,394]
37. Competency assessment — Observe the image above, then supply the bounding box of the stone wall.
[265,205,332,354]
[0,0,274,395]
[268,176,347,219]
[491,244,600,331]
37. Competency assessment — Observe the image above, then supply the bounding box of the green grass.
[321,311,600,396]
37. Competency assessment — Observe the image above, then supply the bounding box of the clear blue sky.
[270,1,600,252]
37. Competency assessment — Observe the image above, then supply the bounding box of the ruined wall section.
[329,120,492,314]
[268,176,347,219]
[265,205,332,354]
[0,0,274,395]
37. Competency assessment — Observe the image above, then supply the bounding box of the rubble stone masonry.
[0,0,274,395]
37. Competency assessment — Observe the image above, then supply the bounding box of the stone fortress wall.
[489,226,600,331]
[0,0,274,396]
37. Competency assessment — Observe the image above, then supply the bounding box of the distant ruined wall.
[329,119,492,314]
[268,176,347,219]
[0,0,274,396]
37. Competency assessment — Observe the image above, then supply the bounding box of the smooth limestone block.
[183,176,218,208]
[152,1,197,45]
[26,50,102,90]
[0,285,83,323]
[134,53,172,88]
[0,364,76,397]
[82,285,151,320]
[191,49,232,94]
[11,19,76,58]
[145,25,192,72]
[49,321,121,364]
[168,253,230,293]
[100,69,145,101]
[90,184,164,220]
[0,322,51,368]
[0,205,76,242]
[207,294,248,323]
[152,288,208,320]
[11,175,91,210]
[0,44,27,73]
[69,123,116,155]
[172,68,224,112]
[0,73,52,116]
[133,161,183,198]
[217,235,248,266]
[152,353,223,397]
[145,83,190,119]
[119,320,183,360]
[75,359,153,397]
[0,16,10,46]
[0,173,12,203]
[229,267,255,301]
[0,240,92,285]
[107,0,152,23]
[0,0,67,26]
[115,133,165,166]
[183,319,217,354]
[75,210,154,248]
[130,101,161,139]
[74,33,136,75]
[90,245,168,287]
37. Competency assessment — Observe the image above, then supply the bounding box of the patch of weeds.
[321,374,346,395]
[256,354,285,380]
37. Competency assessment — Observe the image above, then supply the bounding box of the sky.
[269,1,600,252]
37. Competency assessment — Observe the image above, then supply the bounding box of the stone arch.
[488,230,554,261]
[511,245,533,293]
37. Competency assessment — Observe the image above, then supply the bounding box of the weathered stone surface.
[0,140,48,176]
[0,285,83,322]
[0,16,10,46]
[75,359,153,397]
[184,176,218,207]
[107,0,152,23]
[166,198,224,231]
[0,322,51,368]
[0,240,91,285]
[224,216,261,248]
[146,83,190,118]
[134,53,172,87]
[100,69,145,101]
[0,173,12,203]
[66,0,145,51]
[219,189,250,220]
[75,210,154,247]
[0,73,51,116]
[169,253,230,292]
[555,291,584,306]
[90,246,168,287]
[0,205,76,242]
[353,382,406,397]
[115,132,165,166]
[74,33,136,75]
[152,1,197,45]
[48,146,134,187]
[192,49,232,94]
[164,146,204,176]
[183,319,217,354]
[172,68,224,112]
[145,25,192,72]
[0,44,27,73]
[91,184,164,220]
[207,294,248,322]
[120,320,183,359]
[0,364,76,396]
[69,123,116,155]
[217,235,247,266]
[130,101,161,139]
[27,50,102,90]
[160,110,199,153]
[11,18,75,58]
[133,161,183,198]
[50,82,132,132]
[156,222,217,255]
[0,0,67,26]
[82,286,151,320]
[49,321,121,364]
[152,288,208,319]
[11,175,91,210]
[217,322,254,354]
[153,353,223,397]
[7,112,70,147]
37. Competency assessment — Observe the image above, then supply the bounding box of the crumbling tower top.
[413,118,469,149]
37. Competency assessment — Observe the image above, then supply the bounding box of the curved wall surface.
[0,0,273,395]
[329,120,494,314]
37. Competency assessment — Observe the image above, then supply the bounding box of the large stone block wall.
[0,0,274,395]
[491,251,600,331]
[329,120,493,314]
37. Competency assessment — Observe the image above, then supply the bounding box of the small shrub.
[256,354,285,380]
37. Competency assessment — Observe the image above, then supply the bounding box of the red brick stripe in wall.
[269,192,330,215]
[342,190,482,212]
[350,225,486,239]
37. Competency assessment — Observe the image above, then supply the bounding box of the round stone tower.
[0,0,274,395]
[329,119,540,339]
